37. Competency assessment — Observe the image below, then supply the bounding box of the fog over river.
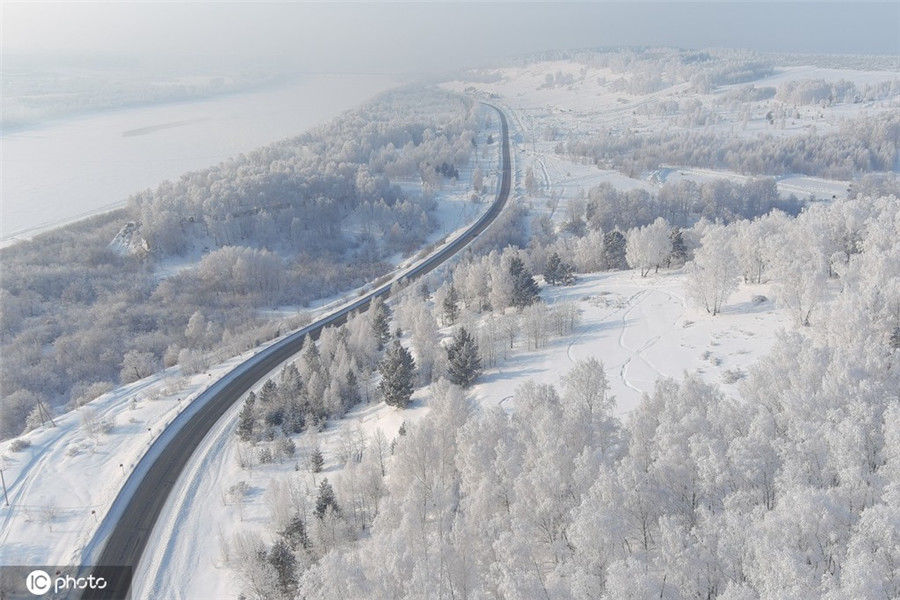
[0,74,395,244]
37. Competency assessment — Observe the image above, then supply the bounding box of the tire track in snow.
[630,288,686,379]
[616,287,686,395]
[565,288,646,364]
[617,290,650,395]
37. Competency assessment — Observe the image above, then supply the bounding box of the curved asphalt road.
[82,102,511,599]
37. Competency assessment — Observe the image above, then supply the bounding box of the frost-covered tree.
[342,369,361,407]
[771,218,830,326]
[472,167,484,194]
[267,539,298,598]
[667,226,688,267]
[309,447,325,473]
[120,350,158,383]
[487,254,515,311]
[237,395,256,442]
[571,229,608,272]
[626,217,672,277]
[406,304,440,384]
[315,478,340,519]
[280,513,310,551]
[604,230,628,270]
[184,310,208,347]
[442,283,460,325]
[520,301,549,349]
[686,224,741,315]
[370,296,391,350]
[733,210,789,283]
[378,340,416,408]
[446,327,482,388]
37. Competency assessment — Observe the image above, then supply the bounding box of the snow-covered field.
[656,166,851,200]
[749,64,899,88]
[0,74,396,244]
[474,269,789,415]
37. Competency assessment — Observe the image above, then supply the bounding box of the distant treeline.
[566,112,898,181]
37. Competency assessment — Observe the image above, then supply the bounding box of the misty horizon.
[4,2,899,77]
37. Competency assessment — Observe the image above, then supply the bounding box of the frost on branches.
[296,196,899,600]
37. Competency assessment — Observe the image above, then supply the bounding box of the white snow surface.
[474,269,789,415]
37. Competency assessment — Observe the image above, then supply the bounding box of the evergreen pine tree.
[509,256,540,309]
[669,227,688,267]
[446,327,483,388]
[371,297,391,350]
[543,252,575,286]
[236,397,256,441]
[559,260,576,285]
[259,379,278,404]
[443,284,460,325]
[342,368,361,407]
[604,230,628,269]
[302,339,321,373]
[267,538,298,597]
[544,252,563,285]
[281,363,301,393]
[309,446,324,473]
[378,340,416,408]
[281,398,304,435]
[315,478,340,518]
[280,513,311,550]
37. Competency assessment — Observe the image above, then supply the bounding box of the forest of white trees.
[528,49,899,182]
[220,191,898,600]
[0,87,484,439]
[566,110,898,180]
[133,87,478,259]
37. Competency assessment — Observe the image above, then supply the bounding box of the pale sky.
[3,2,898,74]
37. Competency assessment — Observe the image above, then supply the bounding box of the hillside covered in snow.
[2,47,898,600]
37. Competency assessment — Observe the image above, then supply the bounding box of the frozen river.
[0,74,396,244]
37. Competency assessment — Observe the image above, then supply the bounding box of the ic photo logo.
[25,569,51,595]
[23,568,109,596]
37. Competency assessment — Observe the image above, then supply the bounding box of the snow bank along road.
[79,103,511,599]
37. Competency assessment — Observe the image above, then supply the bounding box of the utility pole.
[36,400,56,427]
[0,467,9,507]
[44,401,56,427]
